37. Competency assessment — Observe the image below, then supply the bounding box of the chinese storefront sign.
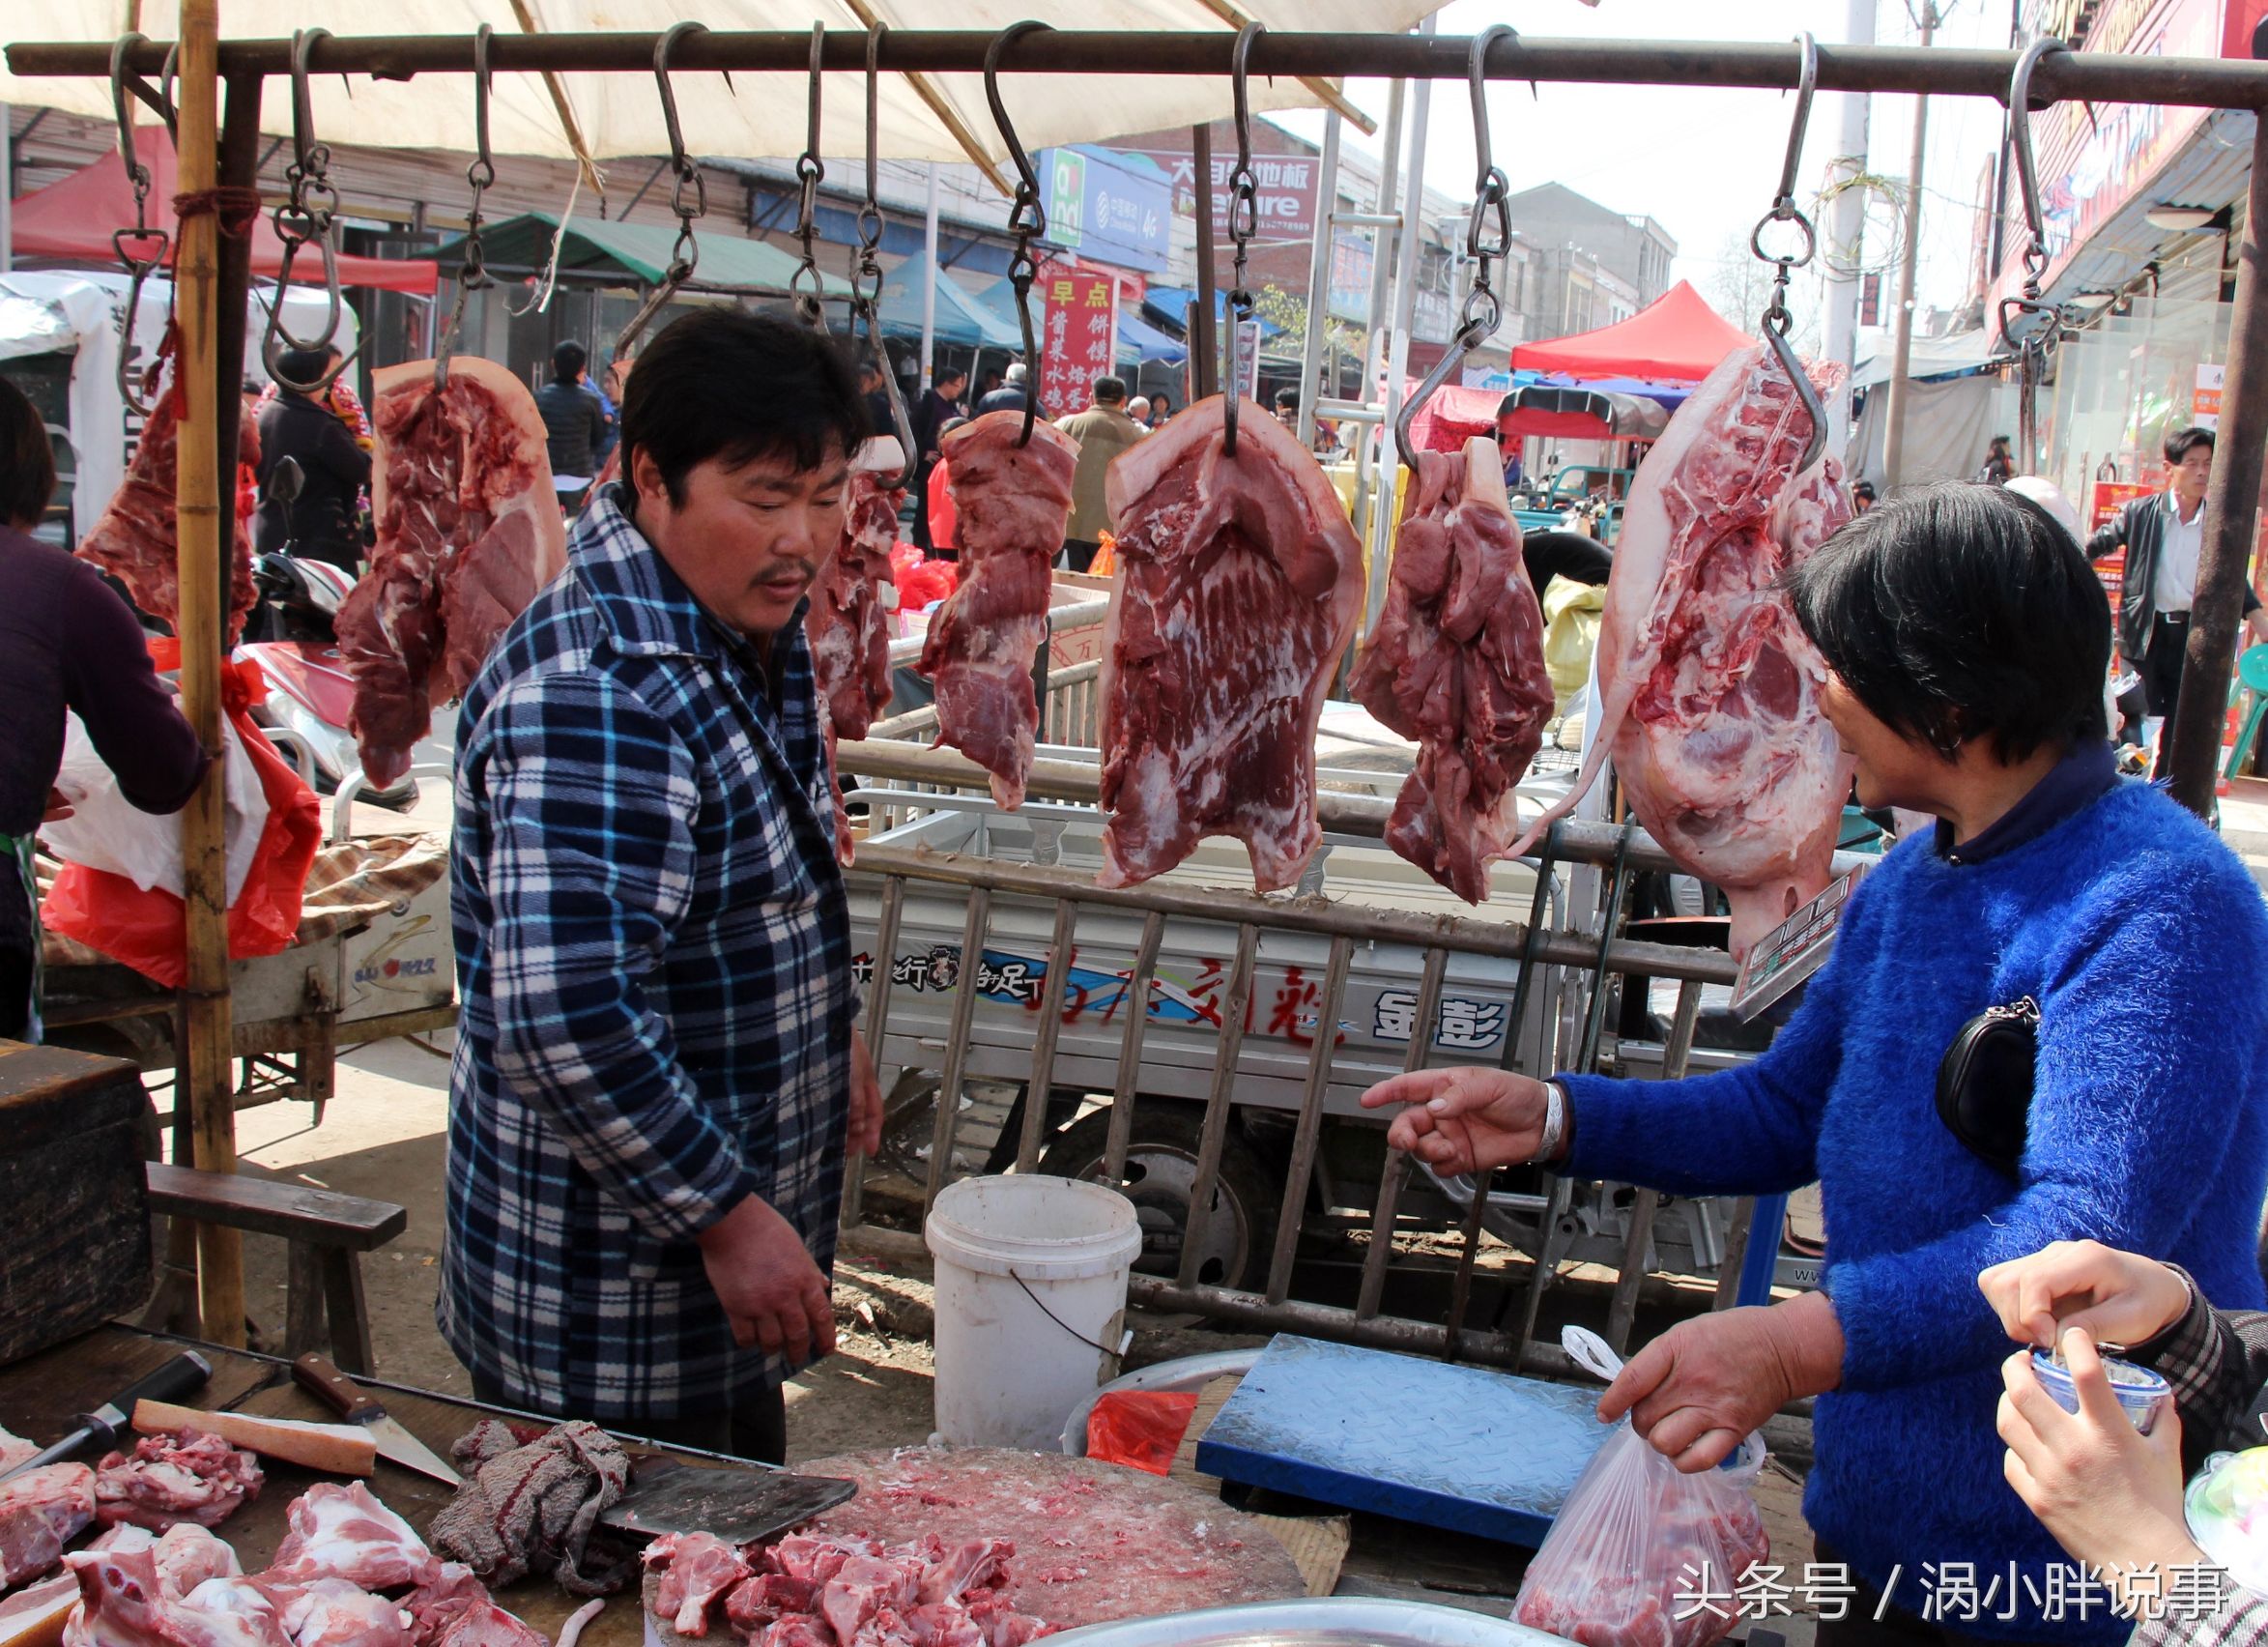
[1132,148,1321,239]
[2090,478,2154,622]
[1039,271,1120,419]
[2195,362,2225,430]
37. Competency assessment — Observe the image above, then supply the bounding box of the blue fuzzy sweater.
[1565,779,2268,1644]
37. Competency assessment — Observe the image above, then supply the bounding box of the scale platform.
[1192,1334,1611,1546]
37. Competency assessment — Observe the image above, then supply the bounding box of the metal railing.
[836,734,1816,1374]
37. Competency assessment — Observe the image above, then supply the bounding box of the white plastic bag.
[1513,1328,1771,1647]
[43,712,268,903]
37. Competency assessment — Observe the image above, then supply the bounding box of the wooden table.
[2,1325,647,1647]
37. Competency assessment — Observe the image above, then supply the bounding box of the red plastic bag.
[889,543,959,611]
[43,650,325,988]
[1084,1391,1200,1476]
[1513,1330,1770,1647]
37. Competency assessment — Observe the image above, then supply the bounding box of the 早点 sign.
[1038,271,1119,419]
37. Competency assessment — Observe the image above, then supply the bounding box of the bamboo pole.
[174,0,244,1349]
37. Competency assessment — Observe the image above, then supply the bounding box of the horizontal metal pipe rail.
[839,736,1872,885]
[867,658,1102,743]
[20,33,2268,109]
[885,596,1110,669]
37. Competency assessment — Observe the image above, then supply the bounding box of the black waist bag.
[1936,997,2039,1175]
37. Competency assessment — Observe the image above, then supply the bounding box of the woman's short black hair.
[2166,424,2216,465]
[0,374,57,531]
[620,309,864,506]
[1783,481,2110,763]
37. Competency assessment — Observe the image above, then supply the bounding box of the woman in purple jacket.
[0,375,205,1040]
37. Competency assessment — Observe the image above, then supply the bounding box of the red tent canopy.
[1510,280,1751,383]
[11,128,438,297]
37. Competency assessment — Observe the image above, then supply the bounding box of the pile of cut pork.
[0,1423,561,1647]
[643,1528,1052,1647]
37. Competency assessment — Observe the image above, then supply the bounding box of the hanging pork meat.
[916,412,1078,809]
[1350,435,1556,903]
[1098,396,1364,892]
[78,360,260,645]
[1508,341,1855,956]
[807,437,905,866]
[336,359,566,790]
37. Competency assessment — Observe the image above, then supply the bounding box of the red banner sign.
[1038,271,1119,419]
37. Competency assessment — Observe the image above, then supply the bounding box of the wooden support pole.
[174,0,244,1349]
[2168,66,2268,817]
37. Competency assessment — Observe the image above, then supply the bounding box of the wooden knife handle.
[293,1354,383,1423]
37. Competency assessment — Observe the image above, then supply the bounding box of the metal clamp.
[791,22,830,331]
[435,24,497,391]
[263,28,356,393]
[613,21,711,361]
[1221,20,1265,457]
[1395,24,1515,472]
[109,33,172,419]
[2001,36,2070,472]
[985,21,1052,448]
[853,22,919,487]
[1747,32,1826,472]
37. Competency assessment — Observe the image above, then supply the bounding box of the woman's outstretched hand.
[1359,1068,1555,1175]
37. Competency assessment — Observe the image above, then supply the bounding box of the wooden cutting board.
[797,1446,1306,1631]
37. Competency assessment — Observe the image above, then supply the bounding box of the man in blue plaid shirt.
[440,310,884,1461]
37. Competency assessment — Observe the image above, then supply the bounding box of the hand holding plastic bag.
[44,709,267,901]
[1514,1328,1770,1647]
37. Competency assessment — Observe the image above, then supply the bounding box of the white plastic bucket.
[924,1174,1144,1450]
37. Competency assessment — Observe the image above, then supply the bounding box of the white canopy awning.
[5,2,1423,189]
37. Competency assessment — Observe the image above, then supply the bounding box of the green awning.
[430,212,847,298]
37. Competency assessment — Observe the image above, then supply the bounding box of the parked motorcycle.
[234,458,419,812]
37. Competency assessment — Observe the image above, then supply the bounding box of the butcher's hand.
[42,787,74,824]
[696,1194,837,1364]
[1359,1068,1553,1174]
[847,1035,884,1158]
[1999,1329,2200,1614]
[1978,1240,2191,1352]
[1600,1291,1845,1473]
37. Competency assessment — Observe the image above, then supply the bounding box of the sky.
[1268,0,2023,331]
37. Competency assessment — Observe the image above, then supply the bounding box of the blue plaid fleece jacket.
[439,484,857,1421]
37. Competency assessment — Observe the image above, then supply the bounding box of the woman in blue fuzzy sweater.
[1364,482,2268,1646]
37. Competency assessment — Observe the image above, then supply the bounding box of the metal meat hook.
[1394,23,1515,473]
[109,33,172,420]
[1748,32,1825,473]
[984,20,1052,448]
[264,28,357,394]
[1220,20,1265,459]
[855,22,918,488]
[612,21,711,362]
[1998,37,2069,353]
[791,22,830,331]
[435,24,498,392]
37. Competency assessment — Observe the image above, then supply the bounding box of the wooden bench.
[143,1162,407,1374]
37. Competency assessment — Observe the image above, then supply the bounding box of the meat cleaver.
[599,1453,856,1545]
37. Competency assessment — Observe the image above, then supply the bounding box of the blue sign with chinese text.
[1038,146,1172,274]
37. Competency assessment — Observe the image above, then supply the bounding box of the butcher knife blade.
[0,1351,214,1483]
[599,1453,857,1545]
[291,1354,463,1487]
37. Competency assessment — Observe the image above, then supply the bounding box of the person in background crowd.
[977,367,1004,402]
[1520,529,1613,597]
[2086,426,2267,774]
[1982,1239,2268,1644]
[909,366,968,552]
[974,362,1030,419]
[1362,482,2268,1647]
[1275,387,1301,430]
[255,353,373,546]
[1852,478,1878,513]
[858,361,895,445]
[442,309,883,1463]
[926,416,967,559]
[1055,375,1146,574]
[1126,395,1152,430]
[535,340,610,485]
[0,375,206,1043]
[1149,390,1173,427]
[592,362,621,470]
[1977,434,2016,485]
[255,346,375,574]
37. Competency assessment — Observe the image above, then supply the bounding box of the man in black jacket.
[973,362,1029,418]
[535,340,610,482]
[2086,425,2267,772]
[254,347,374,573]
[909,366,968,551]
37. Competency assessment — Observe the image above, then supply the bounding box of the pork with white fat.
[918,414,1079,809]
[260,1484,436,1593]
[1099,396,1364,891]
[0,1464,96,1587]
[95,1430,262,1532]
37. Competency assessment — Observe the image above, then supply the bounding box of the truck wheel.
[1037,1105,1278,1293]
